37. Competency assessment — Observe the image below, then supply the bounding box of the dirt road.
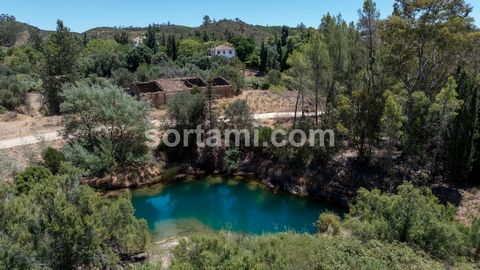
[0,112,324,150]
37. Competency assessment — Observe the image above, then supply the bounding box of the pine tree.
[286,50,308,127]
[381,90,407,166]
[42,20,80,115]
[304,32,331,125]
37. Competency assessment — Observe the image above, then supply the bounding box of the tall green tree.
[41,20,80,114]
[286,49,308,127]
[446,68,479,182]
[166,34,177,60]
[428,76,463,179]
[304,32,331,125]
[381,90,407,165]
[145,24,157,52]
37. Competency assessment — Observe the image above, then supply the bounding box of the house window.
[229,50,232,54]
[223,51,225,54]
[217,51,220,55]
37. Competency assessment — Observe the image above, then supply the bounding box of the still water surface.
[131,177,343,239]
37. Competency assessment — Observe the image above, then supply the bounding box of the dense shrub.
[224,99,253,130]
[260,81,270,90]
[317,212,341,235]
[41,147,65,174]
[14,165,53,194]
[0,75,27,110]
[267,69,282,86]
[248,77,262,89]
[167,91,206,129]
[345,183,469,260]
[60,82,150,176]
[224,147,242,171]
[170,233,445,270]
[0,165,149,269]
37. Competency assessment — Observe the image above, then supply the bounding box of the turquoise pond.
[131,177,344,239]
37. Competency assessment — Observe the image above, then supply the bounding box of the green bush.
[0,105,6,114]
[267,69,282,86]
[317,212,341,235]
[248,78,262,89]
[0,75,27,110]
[224,147,242,171]
[345,183,469,260]
[60,82,150,176]
[41,147,65,174]
[1,165,150,269]
[14,165,53,194]
[170,232,446,270]
[260,81,270,90]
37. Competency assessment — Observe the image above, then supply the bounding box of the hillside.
[1,14,299,48]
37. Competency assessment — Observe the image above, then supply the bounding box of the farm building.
[129,77,235,108]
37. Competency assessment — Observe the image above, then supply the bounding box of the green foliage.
[4,45,43,75]
[224,99,253,130]
[260,81,270,90]
[345,183,469,260]
[470,219,480,259]
[41,147,65,174]
[381,90,407,162]
[446,69,479,183]
[60,81,150,176]
[224,147,242,171]
[14,165,53,194]
[178,38,204,57]
[42,20,81,114]
[127,45,153,71]
[317,212,341,235]
[231,35,255,62]
[267,69,282,86]
[0,14,20,47]
[114,31,130,45]
[167,91,206,129]
[0,105,5,114]
[145,24,157,52]
[112,67,135,89]
[0,75,27,110]
[82,39,127,77]
[0,165,149,269]
[171,232,445,270]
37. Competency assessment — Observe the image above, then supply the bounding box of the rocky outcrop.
[82,164,162,190]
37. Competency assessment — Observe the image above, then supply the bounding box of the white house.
[209,44,236,58]
[132,36,145,47]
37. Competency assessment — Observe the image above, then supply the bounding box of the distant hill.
[86,19,297,43]
[1,14,300,48]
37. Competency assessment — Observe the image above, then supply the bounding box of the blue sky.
[2,0,479,32]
